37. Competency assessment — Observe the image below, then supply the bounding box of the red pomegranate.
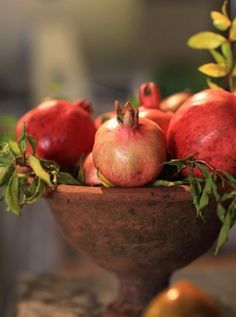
[92,101,167,187]
[160,91,192,113]
[139,82,161,108]
[95,111,116,129]
[139,82,173,134]
[139,109,173,135]
[82,153,101,186]
[167,89,236,176]
[16,99,96,171]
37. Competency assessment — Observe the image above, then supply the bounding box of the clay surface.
[47,185,221,317]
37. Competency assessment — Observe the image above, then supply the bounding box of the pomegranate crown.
[139,82,160,109]
[115,100,139,128]
[73,99,93,114]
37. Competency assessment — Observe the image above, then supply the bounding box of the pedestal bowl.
[47,185,221,317]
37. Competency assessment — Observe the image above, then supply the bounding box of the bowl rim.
[47,184,193,202]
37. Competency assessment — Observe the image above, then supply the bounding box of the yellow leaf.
[233,65,236,77]
[97,170,114,188]
[210,11,231,31]
[28,155,53,187]
[209,49,226,65]
[187,32,226,50]
[198,63,228,78]
[206,78,223,90]
[230,18,236,41]
[221,0,229,17]
[8,140,21,156]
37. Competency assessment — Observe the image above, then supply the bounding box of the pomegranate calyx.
[73,99,93,114]
[115,100,139,129]
[139,82,160,109]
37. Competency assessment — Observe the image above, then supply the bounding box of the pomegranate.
[139,82,161,108]
[16,99,96,171]
[92,101,167,187]
[95,111,116,129]
[139,82,173,134]
[139,109,173,135]
[167,89,236,176]
[159,91,192,113]
[72,99,93,114]
[82,153,101,186]
[143,280,222,317]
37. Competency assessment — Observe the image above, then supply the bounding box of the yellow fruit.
[143,280,222,317]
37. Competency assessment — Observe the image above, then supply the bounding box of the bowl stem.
[105,272,171,317]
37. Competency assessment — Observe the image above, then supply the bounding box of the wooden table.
[8,255,236,317]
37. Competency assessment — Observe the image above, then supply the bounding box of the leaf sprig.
[153,157,236,254]
[0,127,79,215]
[187,1,236,91]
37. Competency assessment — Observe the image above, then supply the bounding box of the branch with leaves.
[0,127,80,215]
[187,1,236,91]
[153,157,236,254]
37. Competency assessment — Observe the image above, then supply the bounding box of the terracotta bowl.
[47,185,221,317]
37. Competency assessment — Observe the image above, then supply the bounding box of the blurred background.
[0,0,235,315]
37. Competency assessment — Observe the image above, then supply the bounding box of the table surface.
[9,254,236,317]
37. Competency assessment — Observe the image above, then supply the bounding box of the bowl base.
[104,272,170,317]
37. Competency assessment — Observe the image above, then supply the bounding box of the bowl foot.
[104,272,170,317]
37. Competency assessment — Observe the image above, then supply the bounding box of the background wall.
[0,0,218,110]
[0,0,234,316]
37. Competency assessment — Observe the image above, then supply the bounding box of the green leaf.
[17,125,37,154]
[8,140,22,156]
[198,63,228,78]
[0,165,14,186]
[26,135,37,155]
[0,144,15,166]
[23,177,45,205]
[222,172,236,186]
[217,203,226,223]
[230,18,236,41]
[214,197,236,254]
[210,11,231,31]
[152,179,190,187]
[163,158,186,173]
[28,155,54,187]
[188,169,203,217]
[58,172,81,185]
[4,172,21,215]
[187,32,226,49]
[221,42,233,69]
[206,78,222,90]
[18,136,27,154]
[18,123,27,141]
[198,174,213,211]
[211,175,220,202]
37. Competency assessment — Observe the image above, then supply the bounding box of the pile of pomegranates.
[16,82,236,187]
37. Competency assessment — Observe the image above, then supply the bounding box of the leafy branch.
[0,127,80,215]
[187,0,236,91]
[153,157,236,254]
